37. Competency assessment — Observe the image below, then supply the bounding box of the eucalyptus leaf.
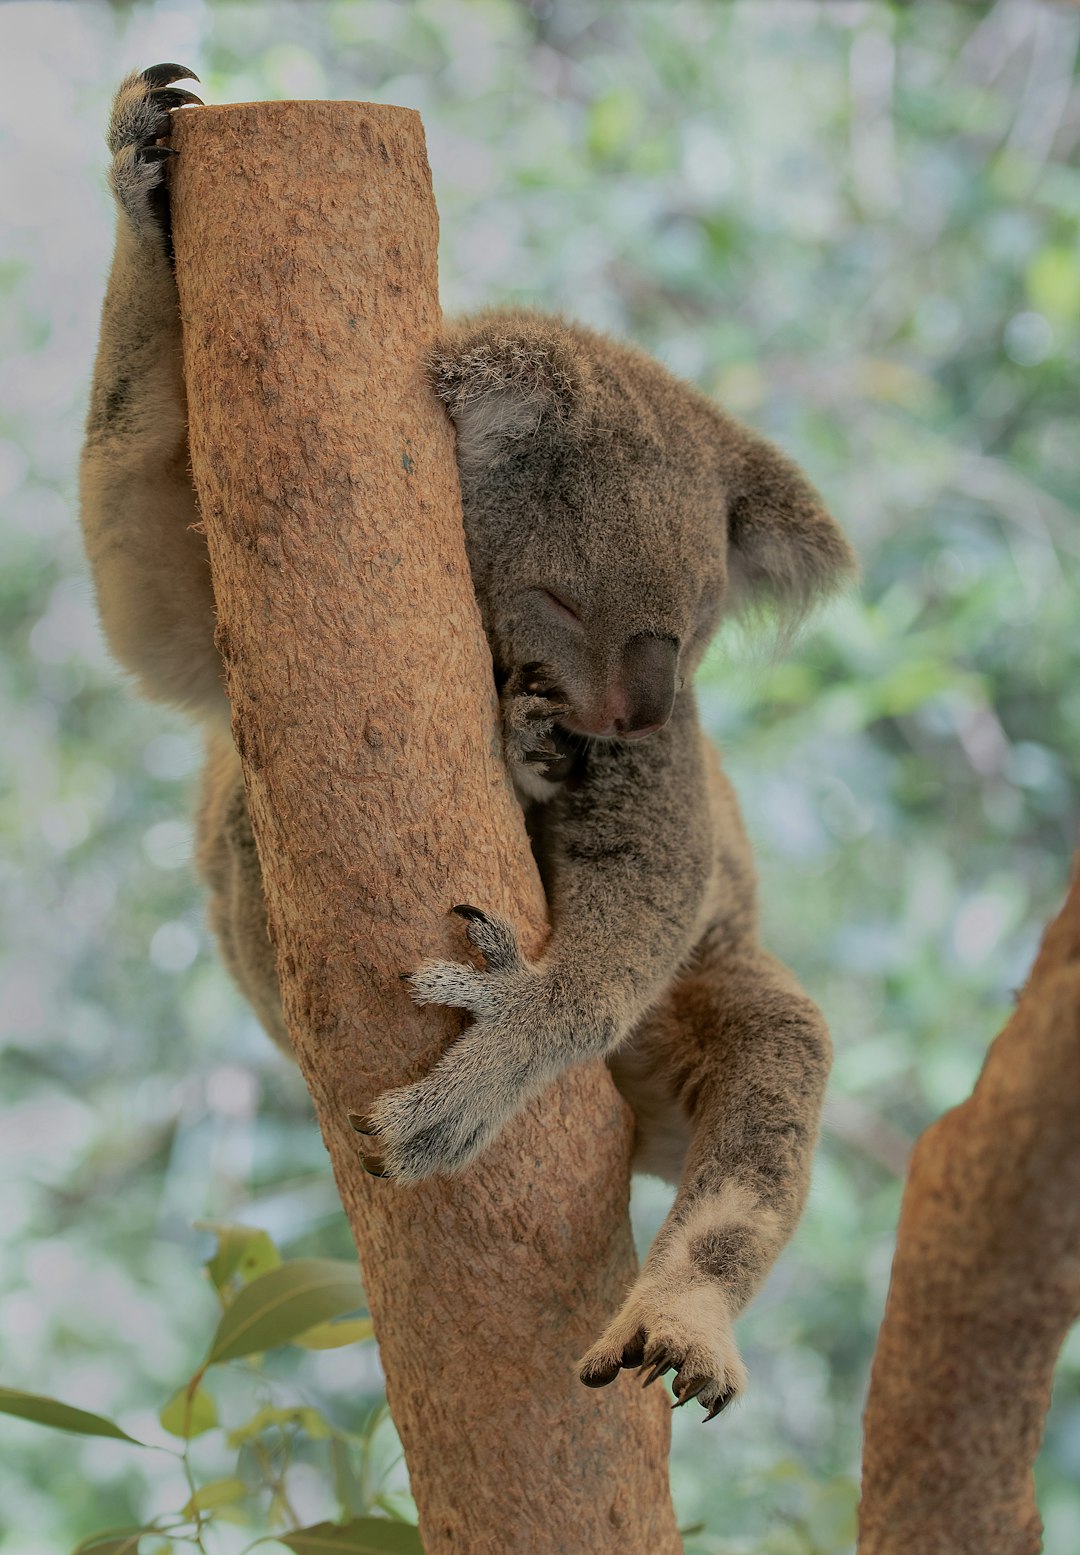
[228,1402,332,1446]
[331,1437,366,1519]
[159,1382,218,1440]
[277,1519,424,1554]
[0,1386,142,1444]
[293,1317,374,1350]
[181,1476,247,1516]
[71,1531,153,1555]
[206,1259,364,1363]
[198,1221,281,1294]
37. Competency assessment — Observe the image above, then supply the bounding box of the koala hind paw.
[107,64,203,242]
[578,1283,747,1422]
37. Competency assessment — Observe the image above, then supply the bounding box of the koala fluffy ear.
[724,425,858,624]
[428,313,592,473]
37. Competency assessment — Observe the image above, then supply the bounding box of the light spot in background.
[9,483,68,538]
[150,921,200,973]
[142,731,200,781]
[28,575,105,666]
[142,819,193,871]
[205,1063,260,1118]
[914,294,962,350]
[0,961,51,1039]
[39,798,90,853]
[0,440,28,502]
[1004,309,1054,366]
[952,890,1014,968]
[260,42,326,99]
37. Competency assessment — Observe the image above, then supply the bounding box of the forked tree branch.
[169,101,680,1555]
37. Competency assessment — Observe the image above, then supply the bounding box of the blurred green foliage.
[0,1,1077,1551]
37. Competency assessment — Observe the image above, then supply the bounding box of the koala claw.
[141,62,201,87]
[107,64,203,242]
[148,85,204,111]
[578,1284,747,1422]
[500,662,570,772]
[347,1112,380,1135]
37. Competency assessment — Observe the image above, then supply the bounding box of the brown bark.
[168,101,679,1555]
[858,856,1080,1555]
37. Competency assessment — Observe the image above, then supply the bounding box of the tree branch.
[170,99,680,1555]
[858,853,1080,1555]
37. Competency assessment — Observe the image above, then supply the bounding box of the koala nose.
[614,633,679,738]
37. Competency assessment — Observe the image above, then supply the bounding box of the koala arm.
[79,66,227,726]
[355,695,713,1182]
[539,694,711,1041]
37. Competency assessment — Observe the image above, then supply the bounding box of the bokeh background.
[2,0,1079,1550]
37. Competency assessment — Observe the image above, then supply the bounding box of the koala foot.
[107,63,202,242]
[350,907,555,1183]
[578,1275,747,1422]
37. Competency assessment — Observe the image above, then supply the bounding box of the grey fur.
[81,69,858,1419]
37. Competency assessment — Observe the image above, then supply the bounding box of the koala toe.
[579,1279,747,1423]
[107,65,203,242]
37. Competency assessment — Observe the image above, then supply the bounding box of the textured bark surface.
[858,857,1080,1555]
[168,101,679,1555]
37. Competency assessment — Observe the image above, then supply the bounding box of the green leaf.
[181,1476,247,1516]
[206,1258,364,1363]
[331,1437,366,1518]
[72,1531,153,1555]
[0,1386,143,1444]
[228,1403,332,1446]
[1026,246,1080,324]
[198,1222,281,1295]
[159,1382,218,1440]
[293,1317,374,1350]
[277,1520,424,1554]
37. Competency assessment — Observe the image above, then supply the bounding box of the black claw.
[619,1337,646,1370]
[142,63,201,88]
[348,1113,380,1136]
[704,1389,734,1421]
[360,1153,391,1179]
[642,1354,673,1389]
[672,1377,710,1408]
[451,904,488,923]
[149,86,204,110]
[142,145,177,162]
[580,1359,621,1389]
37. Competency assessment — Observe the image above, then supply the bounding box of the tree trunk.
[168,100,679,1555]
[858,856,1080,1555]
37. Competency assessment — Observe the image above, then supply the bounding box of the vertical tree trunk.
[169,101,680,1555]
[858,858,1080,1555]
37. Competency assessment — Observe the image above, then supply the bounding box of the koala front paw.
[107,64,203,243]
[578,1278,747,1422]
[501,661,570,771]
[350,907,552,1183]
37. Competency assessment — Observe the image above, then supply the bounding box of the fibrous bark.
[858,855,1080,1555]
[168,101,679,1555]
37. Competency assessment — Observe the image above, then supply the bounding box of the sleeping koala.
[82,66,857,1421]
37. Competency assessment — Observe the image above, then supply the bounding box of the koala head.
[430,311,856,740]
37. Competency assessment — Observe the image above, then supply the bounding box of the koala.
[81,66,857,1422]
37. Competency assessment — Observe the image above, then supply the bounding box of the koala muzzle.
[613,633,679,739]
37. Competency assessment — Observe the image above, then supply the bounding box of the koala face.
[430,312,856,739]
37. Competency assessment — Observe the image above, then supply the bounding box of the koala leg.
[196,734,291,1054]
[584,944,831,1419]
[80,66,227,722]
